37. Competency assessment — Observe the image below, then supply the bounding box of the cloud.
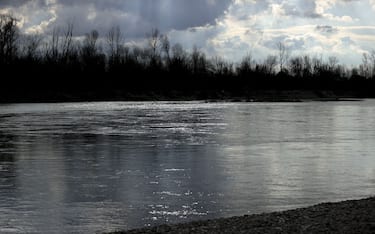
[370,0,375,10]
[184,0,375,64]
[282,0,322,18]
[1,0,375,65]
[1,0,232,37]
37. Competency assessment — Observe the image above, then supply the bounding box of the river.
[0,101,374,233]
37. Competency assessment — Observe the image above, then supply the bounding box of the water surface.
[0,101,375,233]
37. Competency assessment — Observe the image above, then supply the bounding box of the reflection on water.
[0,101,375,233]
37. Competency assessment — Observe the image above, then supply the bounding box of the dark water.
[0,101,375,233]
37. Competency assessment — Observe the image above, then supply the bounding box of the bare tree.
[328,56,339,71]
[82,30,99,57]
[80,29,105,72]
[212,56,233,76]
[370,50,375,78]
[48,27,61,61]
[21,34,42,59]
[289,56,303,77]
[107,26,123,64]
[61,22,74,61]
[191,45,201,74]
[0,14,19,64]
[288,55,313,78]
[168,43,188,72]
[264,55,278,74]
[277,42,290,72]
[361,53,371,78]
[132,46,143,63]
[360,50,375,78]
[189,45,210,75]
[303,55,312,77]
[312,55,323,76]
[171,43,185,60]
[147,28,161,61]
[238,53,254,76]
[160,34,170,64]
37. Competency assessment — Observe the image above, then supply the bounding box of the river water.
[0,101,374,233]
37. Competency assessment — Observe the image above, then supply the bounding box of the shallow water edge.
[111,196,375,234]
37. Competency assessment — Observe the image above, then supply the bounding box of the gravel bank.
[110,197,375,234]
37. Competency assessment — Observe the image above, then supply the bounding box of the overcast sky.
[1,0,375,65]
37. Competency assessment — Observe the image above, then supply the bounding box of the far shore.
[109,196,375,234]
[0,89,369,104]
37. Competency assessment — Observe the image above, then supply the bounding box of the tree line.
[1,14,375,102]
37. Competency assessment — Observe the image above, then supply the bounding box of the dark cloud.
[58,0,231,28]
[1,0,232,37]
[0,0,30,8]
[282,0,322,18]
[315,25,339,34]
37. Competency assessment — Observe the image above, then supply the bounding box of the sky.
[1,0,375,65]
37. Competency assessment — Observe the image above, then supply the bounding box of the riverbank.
[0,89,365,103]
[111,197,375,234]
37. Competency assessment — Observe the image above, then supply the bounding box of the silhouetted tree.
[171,43,186,62]
[237,53,254,77]
[45,27,61,63]
[107,26,124,70]
[277,42,290,72]
[168,43,189,74]
[361,53,371,78]
[146,28,162,67]
[212,56,233,76]
[160,34,171,66]
[61,22,74,63]
[360,50,375,78]
[328,56,339,72]
[302,55,312,78]
[312,56,324,77]
[1,17,374,102]
[370,50,375,78]
[0,14,19,64]
[81,30,105,72]
[264,55,278,75]
[191,46,208,75]
[20,34,42,60]
[289,56,303,78]
[82,30,98,56]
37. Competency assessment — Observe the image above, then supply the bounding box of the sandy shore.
[110,197,375,234]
